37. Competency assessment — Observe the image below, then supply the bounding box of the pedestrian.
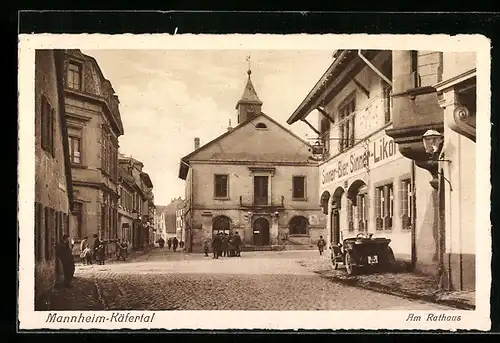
[56,235,75,288]
[167,238,172,250]
[158,237,165,249]
[222,233,229,257]
[203,239,210,257]
[179,240,184,249]
[172,237,179,252]
[233,231,242,257]
[118,238,128,261]
[93,234,105,265]
[80,236,92,265]
[317,235,326,256]
[212,232,222,259]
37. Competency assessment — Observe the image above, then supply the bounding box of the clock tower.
[236,68,263,124]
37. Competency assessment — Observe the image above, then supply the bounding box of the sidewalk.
[298,258,476,310]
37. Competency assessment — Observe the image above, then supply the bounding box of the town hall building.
[178,68,326,253]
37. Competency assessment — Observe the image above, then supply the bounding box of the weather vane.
[246,54,252,75]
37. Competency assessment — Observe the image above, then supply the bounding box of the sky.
[83,49,334,206]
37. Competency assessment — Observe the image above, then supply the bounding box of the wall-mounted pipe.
[357,50,393,87]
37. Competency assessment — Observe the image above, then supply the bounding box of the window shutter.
[399,183,405,218]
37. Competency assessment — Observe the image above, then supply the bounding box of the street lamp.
[422,130,444,156]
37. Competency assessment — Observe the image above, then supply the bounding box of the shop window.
[347,199,354,232]
[40,95,55,157]
[400,179,413,230]
[69,136,82,165]
[375,183,394,230]
[339,97,356,152]
[292,176,306,200]
[289,216,308,235]
[356,192,369,232]
[214,174,229,198]
[67,61,82,90]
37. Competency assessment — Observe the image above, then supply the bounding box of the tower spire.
[246,54,252,76]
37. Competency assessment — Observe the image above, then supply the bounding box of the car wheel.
[345,251,356,275]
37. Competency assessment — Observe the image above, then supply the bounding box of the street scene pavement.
[49,249,456,311]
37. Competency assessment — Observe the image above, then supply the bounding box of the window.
[214,174,229,198]
[375,183,394,230]
[72,202,83,238]
[67,62,82,90]
[289,216,308,235]
[255,123,267,129]
[40,95,55,156]
[347,199,354,232]
[339,98,356,152]
[401,179,413,230]
[69,136,81,164]
[35,202,43,262]
[253,176,268,205]
[357,192,368,232]
[44,207,54,261]
[381,58,393,124]
[292,176,306,200]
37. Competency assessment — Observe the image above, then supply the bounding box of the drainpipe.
[357,50,393,87]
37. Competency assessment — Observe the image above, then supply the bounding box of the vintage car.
[330,232,396,275]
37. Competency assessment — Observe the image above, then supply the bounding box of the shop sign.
[320,133,399,186]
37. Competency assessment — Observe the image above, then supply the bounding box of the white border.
[18,34,491,331]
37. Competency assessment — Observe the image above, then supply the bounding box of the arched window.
[255,122,267,129]
[289,216,308,235]
[212,216,231,235]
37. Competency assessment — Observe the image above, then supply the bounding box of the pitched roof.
[178,111,312,180]
[236,72,263,108]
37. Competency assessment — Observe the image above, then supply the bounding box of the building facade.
[34,50,74,309]
[287,50,418,264]
[154,205,168,244]
[62,50,124,258]
[117,163,137,252]
[387,50,476,291]
[179,69,326,253]
[176,202,186,243]
[118,155,155,250]
[165,198,184,241]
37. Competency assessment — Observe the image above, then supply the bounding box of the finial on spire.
[246,55,252,76]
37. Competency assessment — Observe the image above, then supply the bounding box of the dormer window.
[67,61,82,90]
[255,123,267,129]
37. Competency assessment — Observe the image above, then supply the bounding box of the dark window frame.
[292,175,307,200]
[289,216,309,236]
[67,61,83,90]
[214,174,229,199]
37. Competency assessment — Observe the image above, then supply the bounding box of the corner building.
[288,50,416,264]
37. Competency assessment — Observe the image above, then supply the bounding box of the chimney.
[194,137,200,150]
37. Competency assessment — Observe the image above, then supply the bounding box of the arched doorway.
[289,216,309,235]
[212,216,231,235]
[320,191,331,215]
[347,179,368,232]
[331,187,345,245]
[253,217,270,246]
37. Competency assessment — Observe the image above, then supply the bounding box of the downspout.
[357,50,393,87]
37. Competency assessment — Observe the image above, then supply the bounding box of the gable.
[186,114,312,163]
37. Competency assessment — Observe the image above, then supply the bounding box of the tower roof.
[236,70,263,109]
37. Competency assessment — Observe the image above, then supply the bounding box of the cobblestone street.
[49,248,456,311]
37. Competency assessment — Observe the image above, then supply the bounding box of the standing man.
[317,235,326,256]
[172,237,179,252]
[56,235,75,288]
[167,238,172,250]
[233,231,242,257]
[222,233,229,257]
[212,232,222,259]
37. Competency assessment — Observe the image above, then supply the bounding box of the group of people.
[79,234,109,265]
[205,231,242,259]
[157,237,184,252]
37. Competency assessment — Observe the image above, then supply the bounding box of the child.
[203,239,210,257]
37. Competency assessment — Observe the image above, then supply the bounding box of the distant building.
[34,50,74,309]
[118,155,155,249]
[175,200,186,242]
[164,198,184,241]
[179,68,326,253]
[154,205,168,244]
[62,49,124,258]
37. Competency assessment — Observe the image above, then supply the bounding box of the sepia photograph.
[18,34,491,330]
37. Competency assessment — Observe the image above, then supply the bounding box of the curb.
[314,271,475,311]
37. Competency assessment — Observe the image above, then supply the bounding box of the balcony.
[239,195,284,211]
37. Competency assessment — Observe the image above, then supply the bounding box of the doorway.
[253,217,270,246]
[254,176,269,205]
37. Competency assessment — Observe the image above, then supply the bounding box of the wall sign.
[320,132,400,186]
